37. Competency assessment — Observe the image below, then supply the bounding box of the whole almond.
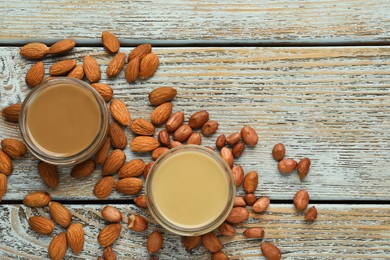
[166,111,185,132]
[130,118,155,136]
[0,150,12,176]
[67,64,85,79]
[305,206,318,222]
[244,227,265,238]
[272,143,285,161]
[173,125,192,142]
[102,149,126,176]
[220,147,233,168]
[102,31,120,53]
[241,125,258,147]
[1,138,27,159]
[212,252,229,260]
[139,53,159,79]
[118,159,146,178]
[25,61,44,88]
[125,56,140,83]
[91,83,113,102]
[150,102,172,125]
[103,246,116,260]
[244,193,257,206]
[201,232,222,253]
[232,165,244,187]
[129,44,152,61]
[158,129,170,146]
[109,122,127,149]
[1,103,21,123]
[49,201,72,228]
[294,189,309,211]
[23,191,51,207]
[234,196,246,207]
[243,171,258,193]
[253,197,270,213]
[95,137,111,165]
[130,136,160,153]
[187,132,202,145]
[298,158,311,180]
[106,52,126,78]
[110,99,131,126]
[278,158,297,174]
[261,242,281,260]
[128,214,148,232]
[169,141,182,149]
[0,173,6,202]
[28,216,54,235]
[38,161,59,188]
[67,223,84,254]
[71,159,96,179]
[143,162,154,179]
[152,147,169,160]
[189,110,209,129]
[182,236,201,251]
[20,42,48,59]
[49,59,77,75]
[49,233,67,260]
[226,132,241,146]
[134,195,148,208]
[84,55,101,83]
[147,230,163,253]
[201,121,219,136]
[115,177,143,195]
[48,39,76,55]
[218,222,235,237]
[149,87,177,106]
[226,207,249,224]
[232,141,245,158]
[98,223,122,247]
[94,176,115,199]
[101,205,122,223]
[215,134,226,149]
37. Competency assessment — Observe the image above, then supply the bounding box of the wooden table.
[1,0,389,259]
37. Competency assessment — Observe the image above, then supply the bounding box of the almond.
[218,222,235,237]
[152,147,169,160]
[226,132,241,146]
[71,159,96,179]
[25,61,44,88]
[1,138,27,159]
[241,125,258,147]
[226,207,249,224]
[215,134,226,149]
[94,176,115,199]
[297,158,311,180]
[91,83,113,102]
[232,141,245,158]
[49,233,67,260]
[1,103,21,123]
[201,232,222,253]
[173,125,192,142]
[166,111,185,132]
[48,39,76,55]
[187,132,202,145]
[130,118,155,136]
[134,195,148,208]
[67,223,84,254]
[110,99,131,126]
[143,162,154,179]
[125,57,140,83]
[189,110,209,129]
[101,205,122,223]
[23,191,51,207]
[109,122,127,149]
[67,64,85,79]
[150,102,172,125]
[118,159,146,178]
[232,165,244,187]
[20,42,48,59]
[234,196,246,207]
[95,137,111,165]
[115,177,142,195]
[83,55,101,83]
[212,252,229,260]
[128,214,148,232]
[305,206,318,222]
[201,121,219,136]
[169,141,182,149]
[49,201,72,228]
[139,53,159,79]
[130,136,160,153]
[244,227,265,238]
[0,150,12,176]
[243,171,258,193]
[253,197,270,213]
[272,143,285,161]
[129,44,152,61]
[103,246,116,260]
[106,52,126,78]
[294,189,309,211]
[278,158,297,174]
[261,242,281,260]
[38,161,59,188]
[49,59,77,75]
[102,31,120,53]
[220,147,233,168]
[102,149,126,176]
[244,193,257,206]
[0,173,6,202]
[158,129,170,146]
[182,236,201,251]
[146,230,163,253]
[98,223,122,247]
[149,87,177,106]
[28,216,54,235]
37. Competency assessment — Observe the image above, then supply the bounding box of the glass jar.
[19,77,109,165]
[145,145,236,236]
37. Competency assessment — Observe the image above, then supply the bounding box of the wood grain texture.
[0,0,390,44]
[0,204,389,259]
[0,46,389,201]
